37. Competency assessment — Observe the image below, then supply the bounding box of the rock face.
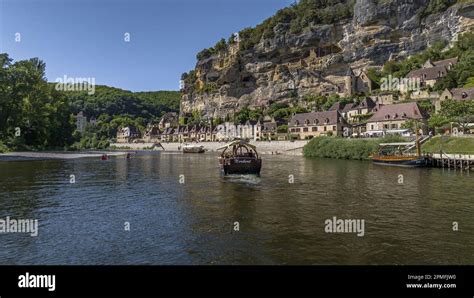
[181,0,474,119]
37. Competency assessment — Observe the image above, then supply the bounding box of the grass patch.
[422,136,474,154]
[303,136,404,160]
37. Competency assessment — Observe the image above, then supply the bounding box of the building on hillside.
[322,68,372,98]
[409,90,439,101]
[405,57,458,91]
[365,102,428,137]
[89,117,97,126]
[423,57,458,71]
[370,93,399,105]
[117,126,141,143]
[406,66,448,89]
[159,112,178,129]
[288,110,349,139]
[75,111,87,133]
[346,97,377,123]
[436,87,474,112]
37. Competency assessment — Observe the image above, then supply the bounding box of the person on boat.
[101,154,108,160]
[126,153,131,159]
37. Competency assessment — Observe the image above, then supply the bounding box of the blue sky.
[0,0,293,91]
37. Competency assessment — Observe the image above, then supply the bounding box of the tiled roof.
[351,97,376,111]
[328,101,343,111]
[289,110,343,127]
[433,57,458,68]
[451,88,474,100]
[367,102,428,123]
[341,103,354,113]
[407,65,447,81]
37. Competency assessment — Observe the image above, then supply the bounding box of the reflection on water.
[0,152,473,265]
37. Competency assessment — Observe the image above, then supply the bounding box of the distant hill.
[65,85,180,121]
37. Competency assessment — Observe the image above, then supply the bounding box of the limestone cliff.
[181,0,474,119]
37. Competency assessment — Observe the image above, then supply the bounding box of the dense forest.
[0,53,180,152]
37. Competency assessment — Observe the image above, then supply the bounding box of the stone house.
[117,126,141,143]
[366,102,428,135]
[143,124,161,143]
[289,110,349,139]
[436,87,474,112]
[346,97,377,124]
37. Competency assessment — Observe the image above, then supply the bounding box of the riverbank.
[303,136,404,160]
[110,140,309,156]
[303,136,474,161]
[422,136,474,154]
[0,151,128,161]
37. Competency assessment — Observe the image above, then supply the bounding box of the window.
[384,124,389,129]
[332,126,336,131]
[324,127,327,132]
[312,127,318,132]
[303,128,308,132]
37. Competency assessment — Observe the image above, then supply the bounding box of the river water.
[0,152,473,265]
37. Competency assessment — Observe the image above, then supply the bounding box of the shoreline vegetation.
[303,136,474,160]
[303,136,404,160]
[2,137,474,161]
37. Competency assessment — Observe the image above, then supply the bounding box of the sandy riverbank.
[110,140,309,156]
[0,151,129,161]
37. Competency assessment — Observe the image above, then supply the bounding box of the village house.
[405,57,458,90]
[261,118,286,140]
[143,124,161,143]
[409,90,440,101]
[160,127,174,143]
[116,126,141,143]
[423,57,458,71]
[325,68,373,98]
[340,103,354,119]
[159,112,178,129]
[436,87,474,112]
[365,102,428,137]
[346,97,377,124]
[370,92,399,105]
[289,110,349,139]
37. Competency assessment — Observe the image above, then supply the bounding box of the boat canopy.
[379,142,415,147]
[216,139,256,151]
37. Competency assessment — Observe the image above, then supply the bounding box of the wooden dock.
[423,153,474,171]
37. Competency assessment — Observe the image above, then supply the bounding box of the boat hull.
[219,158,262,175]
[183,147,205,153]
[372,156,427,167]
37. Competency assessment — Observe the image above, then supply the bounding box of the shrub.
[303,136,405,160]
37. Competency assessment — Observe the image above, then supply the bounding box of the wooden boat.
[182,144,205,153]
[217,139,262,175]
[371,128,427,168]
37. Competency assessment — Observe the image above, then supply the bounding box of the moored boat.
[217,139,262,175]
[371,128,427,168]
[182,144,205,153]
